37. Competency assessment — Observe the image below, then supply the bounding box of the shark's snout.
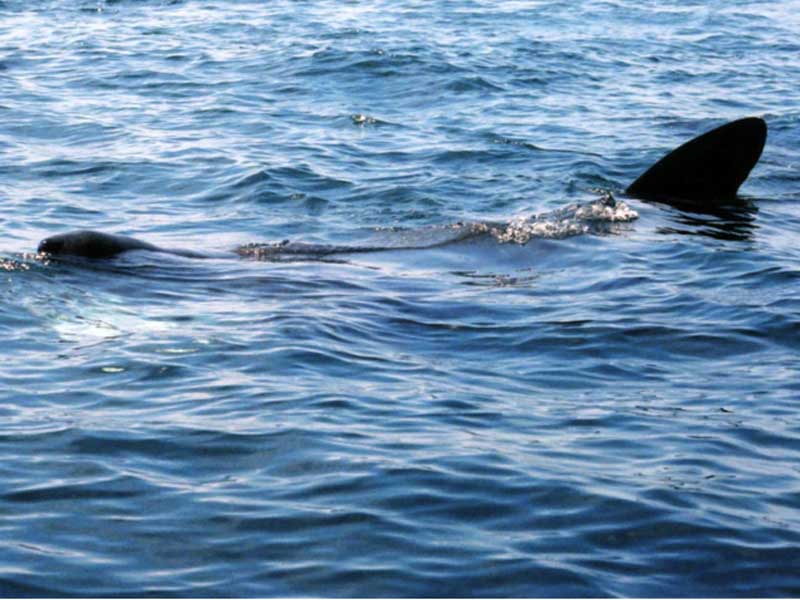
[38,236,65,255]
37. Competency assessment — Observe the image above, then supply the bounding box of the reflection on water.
[655,200,759,242]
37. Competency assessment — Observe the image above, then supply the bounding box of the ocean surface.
[1,0,799,596]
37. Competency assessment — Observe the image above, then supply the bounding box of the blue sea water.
[1,0,800,596]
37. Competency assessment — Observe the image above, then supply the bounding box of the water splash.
[487,194,639,244]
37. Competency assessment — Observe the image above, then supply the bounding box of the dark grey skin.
[37,230,208,259]
[37,118,767,261]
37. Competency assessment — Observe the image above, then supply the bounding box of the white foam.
[487,195,638,244]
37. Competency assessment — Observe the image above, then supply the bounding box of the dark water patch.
[445,75,504,93]
[3,475,150,503]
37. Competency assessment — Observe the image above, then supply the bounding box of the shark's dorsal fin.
[627,117,767,206]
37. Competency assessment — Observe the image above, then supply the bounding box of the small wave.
[445,75,503,93]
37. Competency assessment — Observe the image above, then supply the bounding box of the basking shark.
[37,117,767,261]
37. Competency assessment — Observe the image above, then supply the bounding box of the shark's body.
[37,117,767,261]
